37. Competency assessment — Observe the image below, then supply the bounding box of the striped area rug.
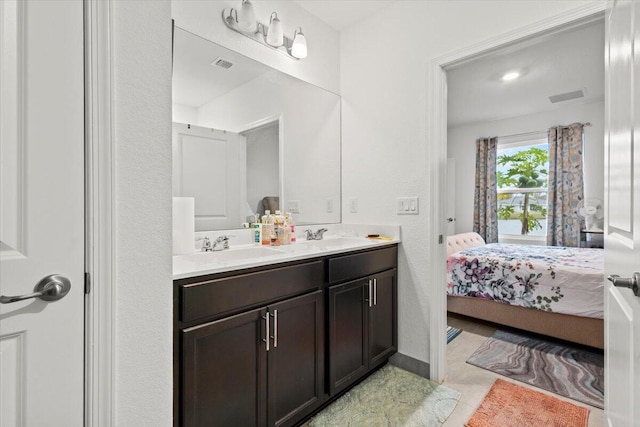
[447,326,462,344]
[466,330,604,408]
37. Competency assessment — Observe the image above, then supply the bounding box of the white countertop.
[173,229,400,280]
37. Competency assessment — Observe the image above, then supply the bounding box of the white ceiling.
[294,0,396,31]
[172,28,271,108]
[447,20,605,127]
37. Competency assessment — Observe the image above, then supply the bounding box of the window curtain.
[473,137,499,243]
[546,123,584,247]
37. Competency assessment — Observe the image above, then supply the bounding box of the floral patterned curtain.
[546,123,584,247]
[473,137,499,243]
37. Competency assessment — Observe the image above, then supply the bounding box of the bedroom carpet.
[466,330,604,409]
[447,326,462,344]
[308,365,461,426]
[466,379,589,427]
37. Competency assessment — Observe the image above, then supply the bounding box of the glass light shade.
[266,13,283,47]
[238,0,257,33]
[291,29,307,59]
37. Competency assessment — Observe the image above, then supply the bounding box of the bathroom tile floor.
[442,313,604,427]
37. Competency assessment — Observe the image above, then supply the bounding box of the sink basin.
[175,246,286,265]
[299,237,373,249]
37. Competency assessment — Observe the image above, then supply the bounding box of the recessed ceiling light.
[502,71,520,81]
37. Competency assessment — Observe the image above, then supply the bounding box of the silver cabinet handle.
[270,309,278,348]
[608,273,640,296]
[0,274,71,304]
[373,278,377,306]
[368,280,373,307]
[262,311,270,351]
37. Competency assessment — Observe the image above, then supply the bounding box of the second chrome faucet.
[305,228,328,241]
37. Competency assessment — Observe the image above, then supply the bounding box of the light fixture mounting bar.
[222,8,299,60]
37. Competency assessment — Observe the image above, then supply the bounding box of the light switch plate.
[397,197,419,215]
[288,200,300,214]
[326,199,333,213]
[350,198,358,213]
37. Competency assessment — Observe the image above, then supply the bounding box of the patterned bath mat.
[466,379,589,427]
[308,365,461,426]
[447,326,462,344]
[466,330,604,408]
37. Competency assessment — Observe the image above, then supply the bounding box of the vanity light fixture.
[222,3,308,60]
[502,71,521,81]
[266,12,284,47]
[291,28,307,59]
[237,0,257,33]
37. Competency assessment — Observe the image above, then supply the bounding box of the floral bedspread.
[447,243,604,319]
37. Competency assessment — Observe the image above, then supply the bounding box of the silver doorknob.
[0,274,71,304]
[447,217,456,223]
[607,272,640,297]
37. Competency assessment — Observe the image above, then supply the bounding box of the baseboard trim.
[389,352,430,379]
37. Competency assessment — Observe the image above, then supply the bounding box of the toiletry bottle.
[272,211,282,246]
[253,222,261,245]
[286,212,296,243]
[282,215,291,245]
[261,210,272,246]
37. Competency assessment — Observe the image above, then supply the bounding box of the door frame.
[84,0,115,425]
[426,2,606,382]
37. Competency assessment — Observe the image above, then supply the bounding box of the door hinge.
[84,272,91,294]
[439,235,443,244]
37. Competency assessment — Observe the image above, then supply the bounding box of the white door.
[172,123,246,230]
[0,1,84,426]
[604,1,640,426]
[446,158,456,236]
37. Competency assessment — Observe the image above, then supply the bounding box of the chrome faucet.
[198,236,213,252]
[305,228,328,241]
[212,235,233,251]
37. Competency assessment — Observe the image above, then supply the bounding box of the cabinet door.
[368,269,398,368]
[328,280,368,395]
[182,308,267,427]
[267,291,324,427]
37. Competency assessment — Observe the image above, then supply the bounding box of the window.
[496,137,549,239]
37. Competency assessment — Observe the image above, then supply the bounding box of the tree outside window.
[496,143,549,236]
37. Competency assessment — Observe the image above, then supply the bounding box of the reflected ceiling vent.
[548,88,586,104]
[211,57,234,69]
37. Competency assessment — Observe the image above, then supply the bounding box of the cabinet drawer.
[180,261,324,323]
[328,246,397,284]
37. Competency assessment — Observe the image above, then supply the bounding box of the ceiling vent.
[548,89,586,104]
[211,57,234,69]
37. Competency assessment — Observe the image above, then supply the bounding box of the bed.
[446,232,604,349]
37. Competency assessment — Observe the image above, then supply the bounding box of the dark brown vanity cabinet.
[175,245,398,427]
[176,261,325,427]
[182,307,267,427]
[180,290,324,427]
[327,247,398,395]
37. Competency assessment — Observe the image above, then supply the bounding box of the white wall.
[340,0,599,367]
[173,103,197,124]
[112,1,173,425]
[172,0,340,93]
[448,100,605,235]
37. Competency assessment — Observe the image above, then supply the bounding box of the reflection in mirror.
[172,27,341,231]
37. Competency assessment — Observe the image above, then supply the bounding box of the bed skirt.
[447,295,604,349]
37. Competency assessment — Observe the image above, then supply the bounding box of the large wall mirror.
[172,27,341,231]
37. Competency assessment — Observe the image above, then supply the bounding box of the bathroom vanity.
[173,240,398,427]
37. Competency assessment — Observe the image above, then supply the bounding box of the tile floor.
[442,313,604,427]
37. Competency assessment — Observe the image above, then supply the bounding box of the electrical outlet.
[326,198,333,213]
[288,200,300,214]
[397,197,419,215]
[350,198,358,213]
